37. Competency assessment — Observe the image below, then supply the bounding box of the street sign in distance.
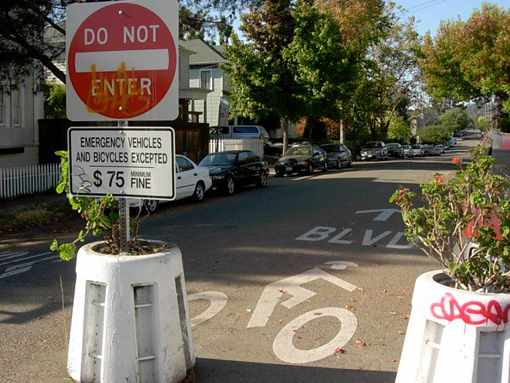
[66,0,178,121]
[68,127,176,199]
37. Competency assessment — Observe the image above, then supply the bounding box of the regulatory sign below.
[68,127,175,199]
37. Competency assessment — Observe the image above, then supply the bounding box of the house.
[0,77,44,168]
[179,39,229,126]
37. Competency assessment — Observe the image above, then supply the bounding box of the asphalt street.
[0,132,487,383]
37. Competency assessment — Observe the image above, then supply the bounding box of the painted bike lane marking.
[0,251,62,280]
[189,262,359,364]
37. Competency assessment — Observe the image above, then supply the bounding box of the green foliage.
[390,147,510,292]
[387,115,412,143]
[440,107,474,134]
[476,116,489,132]
[418,124,451,144]
[420,4,510,113]
[50,151,138,261]
[223,0,299,123]
[283,3,357,119]
[43,82,66,119]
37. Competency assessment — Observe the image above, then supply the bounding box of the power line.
[402,0,446,13]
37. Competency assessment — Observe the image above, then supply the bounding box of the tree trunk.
[282,115,289,155]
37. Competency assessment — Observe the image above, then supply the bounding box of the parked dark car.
[199,150,269,195]
[320,143,353,169]
[360,141,388,160]
[275,143,328,176]
[386,142,404,158]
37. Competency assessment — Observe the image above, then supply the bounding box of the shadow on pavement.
[195,358,396,383]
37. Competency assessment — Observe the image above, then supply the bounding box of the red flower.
[451,157,460,164]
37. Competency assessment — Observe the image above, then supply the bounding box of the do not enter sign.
[66,0,178,121]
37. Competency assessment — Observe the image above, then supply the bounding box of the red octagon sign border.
[68,2,177,120]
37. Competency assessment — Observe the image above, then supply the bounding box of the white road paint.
[0,251,60,280]
[0,251,53,266]
[325,261,358,271]
[295,226,413,249]
[187,291,228,328]
[273,307,357,364]
[293,175,313,181]
[387,232,414,249]
[247,268,356,328]
[356,208,401,221]
[0,251,29,260]
[362,230,393,246]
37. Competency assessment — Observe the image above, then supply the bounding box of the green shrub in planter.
[390,146,510,293]
[50,150,145,260]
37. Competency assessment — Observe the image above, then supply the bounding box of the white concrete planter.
[396,270,510,383]
[68,241,195,383]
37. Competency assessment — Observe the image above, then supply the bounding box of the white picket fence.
[208,138,265,158]
[0,163,61,199]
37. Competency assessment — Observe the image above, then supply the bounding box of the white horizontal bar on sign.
[75,49,169,73]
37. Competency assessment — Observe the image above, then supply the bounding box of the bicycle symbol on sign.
[187,261,359,364]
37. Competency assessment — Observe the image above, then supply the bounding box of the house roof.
[179,39,227,66]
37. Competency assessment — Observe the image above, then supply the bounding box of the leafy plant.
[50,151,142,260]
[390,146,510,292]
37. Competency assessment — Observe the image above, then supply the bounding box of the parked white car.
[209,125,270,144]
[411,144,424,157]
[130,155,212,212]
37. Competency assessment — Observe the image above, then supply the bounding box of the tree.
[222,0,298,152]
[315,0,385,54]
[420,4,510,119]
[387,115,412,143]
[418,124,450,144]
[439,107,474,134]
[0,0,66,85]
[283,1,358,140]
[44,82,66,118]
[363,4,422,140]
[0,0,259,86]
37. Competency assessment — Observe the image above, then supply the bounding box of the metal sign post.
[118,120,130,254]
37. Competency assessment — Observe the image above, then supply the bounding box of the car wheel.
[322,161,328,172]
[307,163,314,175]
[337,160,342,169]
[347,158,353,167]
[192,182,205,202]
[225,175,235,195]
[256,171,268,188]
[144,199,158,213]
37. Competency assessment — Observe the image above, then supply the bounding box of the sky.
[394,0,510,36]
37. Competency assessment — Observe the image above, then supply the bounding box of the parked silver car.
[411,144,424,157]
[320,143,353,168]
[360,141,388,160]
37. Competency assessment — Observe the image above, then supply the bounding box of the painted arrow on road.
[356,208,401,221]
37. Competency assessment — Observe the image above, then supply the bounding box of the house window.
[0,86,4,126]
[200,70,212,90]
[11,88,21,126]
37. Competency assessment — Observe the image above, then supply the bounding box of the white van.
[210,125,269,144]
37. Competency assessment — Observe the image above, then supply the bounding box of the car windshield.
[363,142,381,149]
[320,145,338,153]
[200,153,238,166]
[287,146,312,155]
